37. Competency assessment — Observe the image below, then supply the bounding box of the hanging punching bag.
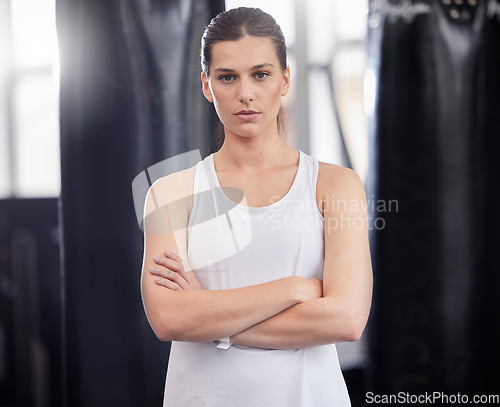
[367,0,500,396]
[57,0,224,406]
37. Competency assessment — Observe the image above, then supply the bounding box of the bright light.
[10,0,58,68]
[7,0,61,197]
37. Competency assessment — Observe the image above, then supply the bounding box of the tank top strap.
[287,151,321,213]
[312,154,320,195]
[187,157,219,230]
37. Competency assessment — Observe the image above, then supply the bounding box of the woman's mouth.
[235,110,260,121]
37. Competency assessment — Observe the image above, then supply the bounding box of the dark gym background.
[0,1,499,406]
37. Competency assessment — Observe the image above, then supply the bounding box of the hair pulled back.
[200,7,288,151]
[201,7,287,76]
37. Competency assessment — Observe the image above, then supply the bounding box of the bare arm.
[141,168,319,342]
[229,164,373,349]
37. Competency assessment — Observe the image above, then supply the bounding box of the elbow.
[151,321,173,342]
[149,312,179,342]
[154,327,173,342]
[143,289,188,342]
[338,310,368,343]
[145,298,198,342]
[343,322,365,343]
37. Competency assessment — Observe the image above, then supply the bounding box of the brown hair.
[201,7,288,152]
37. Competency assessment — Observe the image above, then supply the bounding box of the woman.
[141,7,372,407]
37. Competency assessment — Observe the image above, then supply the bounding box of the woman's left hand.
[149,251,204,291]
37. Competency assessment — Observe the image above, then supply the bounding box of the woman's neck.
[215,131,294,172]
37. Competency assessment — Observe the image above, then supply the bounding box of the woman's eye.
[255,72,269,79]
[219,75,234,82]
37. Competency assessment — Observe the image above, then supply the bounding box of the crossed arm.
[141,164,372,349]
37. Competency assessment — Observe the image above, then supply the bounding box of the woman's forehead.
[210,36,279,72]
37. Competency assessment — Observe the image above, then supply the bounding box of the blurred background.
[0,0,499,406]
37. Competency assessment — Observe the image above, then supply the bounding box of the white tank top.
[163,150,351,407]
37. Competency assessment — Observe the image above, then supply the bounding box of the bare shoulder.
[147,165,196,202]
[317,162,366,212]
[150,164,196,187]
[144,164,197,222]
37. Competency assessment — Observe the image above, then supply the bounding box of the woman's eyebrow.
[252,63,274,70]
[213,68,235,74]
[213,63,275,74]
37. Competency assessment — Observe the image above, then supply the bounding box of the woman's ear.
[281,66,291,97]
[201,72,214,102]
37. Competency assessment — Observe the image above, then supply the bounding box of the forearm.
[230,296,364,350]
[143,275,305,342]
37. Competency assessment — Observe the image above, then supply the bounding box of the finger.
[154,252,198,289]
[150,267,189,290]
[149,266,179,281]
[165,250,193,283]
[165,250,182,262]
[164,251,193,276]
[153,256,183,273]
[149,266,171,278]
[164,251,186,271]
[154,278,182,291]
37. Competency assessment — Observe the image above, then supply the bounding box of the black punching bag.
[57,0,224,406]
[367,0,500,396]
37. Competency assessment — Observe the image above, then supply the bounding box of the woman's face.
[202,36,290,140]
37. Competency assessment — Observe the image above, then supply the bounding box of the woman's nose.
[237,78,255,103]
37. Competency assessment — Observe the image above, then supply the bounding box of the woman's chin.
[225,124,276,140]
[225,127,261,139]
